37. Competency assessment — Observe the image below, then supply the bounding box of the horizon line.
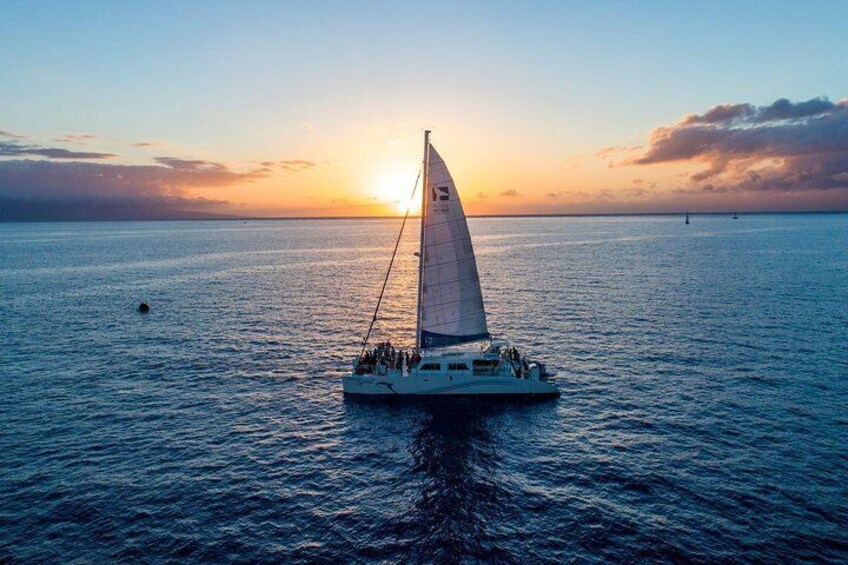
[2,209,846,223]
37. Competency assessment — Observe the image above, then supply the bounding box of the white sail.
[419,144,489,348]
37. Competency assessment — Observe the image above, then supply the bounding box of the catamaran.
[342,131,559,397]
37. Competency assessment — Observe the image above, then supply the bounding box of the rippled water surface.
[1,215,846,563]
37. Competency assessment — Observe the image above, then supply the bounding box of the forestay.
[419,145,490,348]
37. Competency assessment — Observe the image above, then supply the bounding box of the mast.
[415,130,430,351]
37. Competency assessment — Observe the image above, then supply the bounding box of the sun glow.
[371,167,421,215]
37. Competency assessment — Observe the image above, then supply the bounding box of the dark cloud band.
[0,140,115,160]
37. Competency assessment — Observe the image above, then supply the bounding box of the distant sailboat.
[685,211,690,225]
[732,211,738,219]
[343,131,559,397]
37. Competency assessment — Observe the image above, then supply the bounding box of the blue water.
[1,214,846,563]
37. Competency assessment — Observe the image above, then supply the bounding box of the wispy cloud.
[277,159,318,172]
[628,96,848,195]
[0,140,115,159]
[54,133,97,144]
[0,129,29,140]
[130,141,157,147]
[499,189,519,197]
[595,145,642,160]
[154,157,230,172]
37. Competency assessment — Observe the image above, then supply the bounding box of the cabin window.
[419,363,441,371]
[448,363,469,371]
[472,359,499,375]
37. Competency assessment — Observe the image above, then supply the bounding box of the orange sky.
[197,124,848,218]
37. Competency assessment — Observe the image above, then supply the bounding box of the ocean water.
[1,214,846,564]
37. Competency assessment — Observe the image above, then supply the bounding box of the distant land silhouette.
[0,200,235,222]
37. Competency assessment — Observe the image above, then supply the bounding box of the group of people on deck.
[354,342,531,377]
[356,342,421,374]
[506,346,531,377]
[506,347,522,363]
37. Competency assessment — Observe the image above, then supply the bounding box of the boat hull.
[342,373,560,397]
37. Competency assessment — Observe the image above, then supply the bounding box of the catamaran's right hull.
[342,374,560,397]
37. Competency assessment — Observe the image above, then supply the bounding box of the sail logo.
[432,186,450,201]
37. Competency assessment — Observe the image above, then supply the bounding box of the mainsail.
[418,142,490,348]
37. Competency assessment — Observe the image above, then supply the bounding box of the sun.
[371,167,421,215]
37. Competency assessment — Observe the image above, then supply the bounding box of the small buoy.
[138,302,150,313]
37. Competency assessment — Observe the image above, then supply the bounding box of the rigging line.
[359,169,422,357]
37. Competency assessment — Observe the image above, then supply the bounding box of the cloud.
[594,145,642,167]
[0,128,322,218]
[0,129,29,140]
[474,191,486,199]
[757,97,835,122]
[54,133,97,143]
[595,145,641,159]
[499,189,519,197]
[154,157,229,172]
[680,103,754,125]
[629,96,848,195]
[0,140,115,159]
[278,159,317,172]
[0,158,267,220]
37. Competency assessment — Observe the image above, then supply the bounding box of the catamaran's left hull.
[342,374,559,397]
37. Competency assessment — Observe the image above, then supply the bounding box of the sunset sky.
[2,1,847,219]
